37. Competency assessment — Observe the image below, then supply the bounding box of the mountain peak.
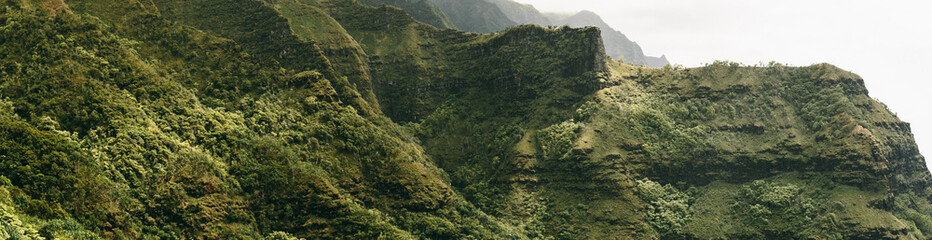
[575,10,599,17]
[563,10,605,24]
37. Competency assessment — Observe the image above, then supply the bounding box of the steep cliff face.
[549,10,667,67]
[0,0,930,239]
[571,62,932,238]
[400,0,671,67]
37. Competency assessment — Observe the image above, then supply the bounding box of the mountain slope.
[357,0,455,29]
[646,55,670,68]
[486,0,551,26]
[578,62,932,238]
[0,0,515,238]
[0,0,930,239]
[426,0,516,33]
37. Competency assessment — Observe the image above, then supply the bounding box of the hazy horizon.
[515,0,932,171]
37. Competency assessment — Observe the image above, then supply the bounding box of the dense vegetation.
[0,0,929,239]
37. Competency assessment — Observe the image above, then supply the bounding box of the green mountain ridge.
[383,0,670,67]
[356,0,455,29]
[0,0,930,239]
[425,0,517,33]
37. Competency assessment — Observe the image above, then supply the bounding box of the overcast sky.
[515,0,932,171]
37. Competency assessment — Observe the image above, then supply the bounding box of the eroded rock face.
[553,62,931,239]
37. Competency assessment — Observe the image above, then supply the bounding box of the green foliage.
[265,231,303,240]
[0,183,99,240]
[0,118,108,223]
[729,180,836,239]
[0,2,517,239]
[0,184,42,240]
[895,193,932,238]
[573,101,598,122]
[0,176,10,186]
[328,0,605,123]
[733,181,814,223]
[636,179,691,237]
[536,120,580,161]
[790,83,860,131]
[38,219,100,240]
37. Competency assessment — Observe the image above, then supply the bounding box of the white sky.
[515,0,932,171]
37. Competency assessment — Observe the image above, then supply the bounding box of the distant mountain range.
[360,0,671,67]
[543,10,664,67]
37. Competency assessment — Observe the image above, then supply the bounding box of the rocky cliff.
[547,10,666,68]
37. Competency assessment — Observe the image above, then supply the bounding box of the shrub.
[0,176,10,186]
[731,180,820,238]
[636,179,691,237]
[574,101,599,121]
[536,120,580,161]
[265,231,303,240]
[38,219,99,240]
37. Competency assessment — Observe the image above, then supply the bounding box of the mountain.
[1,0,930,239]
[646,54,671,68]
[357,0,455,29]
[486,0,551,26]
[427,0,670,67]
[549,10,666,67]
[425,0,516,33]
